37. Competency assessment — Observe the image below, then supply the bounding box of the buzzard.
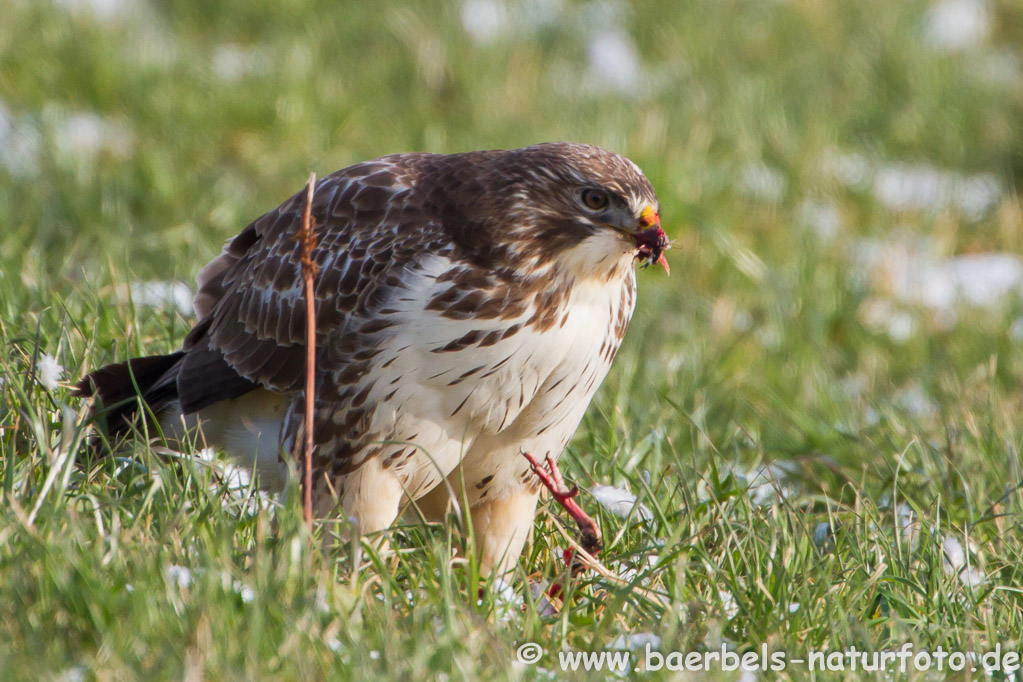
[78,142,668,575]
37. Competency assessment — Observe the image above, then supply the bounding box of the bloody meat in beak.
[633,207,670,274]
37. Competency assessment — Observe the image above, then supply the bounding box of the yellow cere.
[640,206,659,226]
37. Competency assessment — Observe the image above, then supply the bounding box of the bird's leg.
[328,458,404,557]
[521,452,602,599]
[470,489,542,578]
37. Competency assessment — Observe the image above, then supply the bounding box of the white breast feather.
[191,249,638,502]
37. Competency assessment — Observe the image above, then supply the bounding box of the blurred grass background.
[3,0,1023,679]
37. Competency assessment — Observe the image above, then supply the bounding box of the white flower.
[211,44,264,81]
[959,567,986,589]
[797,198,842,241]
[0,101,41,177]
[942,535,966,571]
[165,564,193,589]
[871,163,1000,219]
[942,534,986,589]
[858,299,916,343]
[739,163,786,203]
[820,148,870,188]
[127,280,193,316]
[459,0,508,44]
[221,464,252,492]
[873,163,952,212]
[895,384,938,419]
[586,28,643,94]
[232,579,255,603]
[742,462,797,505]
[895,503,919,549]
[1010,318,1023,341]
[856,248,1023,324]
[489,577,522,622]
[590,485,652,521]
[609,633,661,650]
[459,0,565,45]
[55,0,137,22]
[924,0,990,52]
[37,354,64,390]
[195,448,216,463]
[54,111,134,162]
[718,589,739,619]
[54,666,87,682]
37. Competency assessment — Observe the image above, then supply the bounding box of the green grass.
[3,0,1023,679]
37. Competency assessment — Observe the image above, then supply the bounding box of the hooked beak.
[629,206,670,275]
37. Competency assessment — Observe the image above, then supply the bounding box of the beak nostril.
[639,206,660,228]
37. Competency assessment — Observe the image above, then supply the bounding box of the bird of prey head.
[434,142,670,278]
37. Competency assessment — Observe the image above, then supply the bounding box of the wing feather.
[178,155,442,414]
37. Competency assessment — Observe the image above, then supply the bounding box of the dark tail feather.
[75,351,186,440]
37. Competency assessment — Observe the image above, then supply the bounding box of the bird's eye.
[580,188,609,211]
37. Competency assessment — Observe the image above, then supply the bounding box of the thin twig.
[540,509,668,607]
[299,172,317,529]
